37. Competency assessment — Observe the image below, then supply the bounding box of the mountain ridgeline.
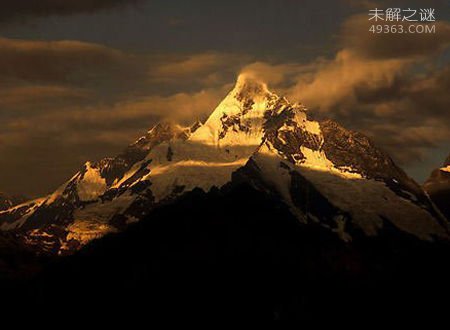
[1,75,450,320]
[0,75,447,255]
[11,183,450,320]
[0,193,25,211]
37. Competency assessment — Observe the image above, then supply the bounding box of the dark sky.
[0,0,449,197]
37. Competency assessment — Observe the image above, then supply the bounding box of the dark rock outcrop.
[424,153,450,219]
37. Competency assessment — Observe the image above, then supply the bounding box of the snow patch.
[73,191,136,224]
[65,220,117,247]
[297,168,447,241]
[440,166,450,173]
[190,75,269,148]
[0,198,46,230]
[77,162,107,202]
[145,140,248,202]
[253,142,307,222]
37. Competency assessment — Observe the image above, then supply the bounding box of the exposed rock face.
[424,154,450,220]
[0,122,192,254]
[98,121,192,186]
[0,75,448,255]
[319,120,433,206]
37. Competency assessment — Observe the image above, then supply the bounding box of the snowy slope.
[0,122,192,253]
[252,143,446,241]
[0,75,448,254]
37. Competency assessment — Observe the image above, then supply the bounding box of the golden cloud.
[239,14,450,166]
[0,37,136,85]
[341,15,450,60]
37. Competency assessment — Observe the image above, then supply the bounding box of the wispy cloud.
[241,15,450,165]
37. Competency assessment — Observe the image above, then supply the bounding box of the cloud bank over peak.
[240,15,450,167]
[0,7,449,195]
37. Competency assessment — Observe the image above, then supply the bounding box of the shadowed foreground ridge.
[9,182,450,321]
[1,76,449,321]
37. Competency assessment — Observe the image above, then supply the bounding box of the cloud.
[1,6,450,195]
[0,38,142,90]
[148,52,250,92]
[240,15,450,167]
[0,0,144,23]
[106,87,230,123]
[0,83,229,197]
[341,15,450,60]
[0,38,245,195]
[0,36,244,114]
[287,49,410,114]
[4,85,229,138]
[248,56,450,165]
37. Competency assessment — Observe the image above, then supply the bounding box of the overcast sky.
[0,0,449,197]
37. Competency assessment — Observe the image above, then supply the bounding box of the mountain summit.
[0,75,448,254]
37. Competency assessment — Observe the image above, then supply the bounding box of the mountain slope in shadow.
[424,153,450,220]
[2,76,445,255]
[11,182,450,321]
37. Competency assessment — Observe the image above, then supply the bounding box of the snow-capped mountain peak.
[190,74,273,146]
[0,76,448,254]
